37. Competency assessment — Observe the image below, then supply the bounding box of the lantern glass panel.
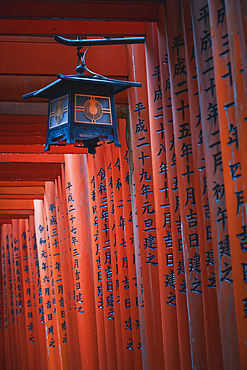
[49,95,69,128]
[75,94,112,125]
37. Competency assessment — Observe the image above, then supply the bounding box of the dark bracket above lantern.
[23,36,143,154]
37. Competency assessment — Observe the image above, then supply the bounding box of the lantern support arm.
[54,35,145,47]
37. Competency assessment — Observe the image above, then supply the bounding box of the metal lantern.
[23,36,142,154]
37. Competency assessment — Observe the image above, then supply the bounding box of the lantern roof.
[23,74,141,100]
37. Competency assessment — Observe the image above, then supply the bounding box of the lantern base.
[81,138,100,155]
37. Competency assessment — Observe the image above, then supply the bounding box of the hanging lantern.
[23,36,142,154]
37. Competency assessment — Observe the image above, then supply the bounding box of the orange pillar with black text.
[64,154,99,370]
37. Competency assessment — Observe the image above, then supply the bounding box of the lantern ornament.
[23,36,142,154]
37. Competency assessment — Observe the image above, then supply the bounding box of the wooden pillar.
[208,0,247,367]
[9,222,21,370]
[55,176,81,369]
[89,146,118,370]
[0,230,5,369]
[191,0,241,367]
[145,21,180,370]
[103,143,125,370]
[18,219,37,370]
[44,181,69,368]
[181,1,224,368]
[87,153,108,370]
[1,224,11,370]
[34,199,61,370]
[127,42,165,370]
[156,10,192,369]
[12,219,29,370]
[64,154,99,370]
[28,215,48,370]
[165,0,208,367]
[118,118,143,369]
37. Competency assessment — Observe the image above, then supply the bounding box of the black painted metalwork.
[23,36,142,154]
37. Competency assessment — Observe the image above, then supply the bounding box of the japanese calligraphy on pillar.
[19,220,37,368]
[45,182,69,368]
[165,0,207,366]
[34,199,61,370]
[93,145,118,370]
[208,0,247,365]
[182,0,224,366]
[127,43,165,370]
[145,21,180,369]
[157,10,193,368]
[191,0,240,366]
[118,119,143,367]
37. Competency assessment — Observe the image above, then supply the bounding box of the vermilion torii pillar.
[64,154,99,370]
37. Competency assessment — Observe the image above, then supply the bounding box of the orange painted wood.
[0,242,6,369]
[0,42,127,77]
[127,43,165,370]
[104,144,125,370]
[18,219,37,370]
[7,223,20,370]
[44,181,69,368]
[0,155,63,164]
[28,215,48,370]
[24,218,42,370]
[0,1,159,22]
[234,0,247,89]
[34,199,61,370]
[225,0,247,210]
[54,177,81,369]
[107,142,134,369]
[60,163,83,369]
[0,200,34,210]
[208,0,247,367]
[0,163,61,176]
[145,21,181,370]
[181,1,224,368]
[0,219,12,224]
[64,154,99,370]
[0,115,46,125]
[87,153,108,370]
[157,12,192,369]
[0,211,33,216]
[11,219,28,370]
[192,1,240,367]
[0,187,44,195]
[0,19,146,37]
[0,181,46,187]
[1,224,12,370]
[0,135,46,146]
[165,1,208,366]
[118,119,143,368]
[0,195,43,200]
[191,0,241,367]
[91,145,118,370]
[0,145,87,155]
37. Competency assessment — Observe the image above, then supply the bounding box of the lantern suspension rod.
[54,35,145,47]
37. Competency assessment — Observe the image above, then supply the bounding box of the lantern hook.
[75,44,107,79]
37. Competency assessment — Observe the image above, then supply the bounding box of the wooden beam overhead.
[0,194,44,199]
[0,199,34,210]
[0,210,34,215]
[0,19,146,37]
[0,181,46,187]
[0,42,128,76]
[0,1,159,22]
[0,144,88,154]
[0,186,44,195]
[0,154,64,163]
